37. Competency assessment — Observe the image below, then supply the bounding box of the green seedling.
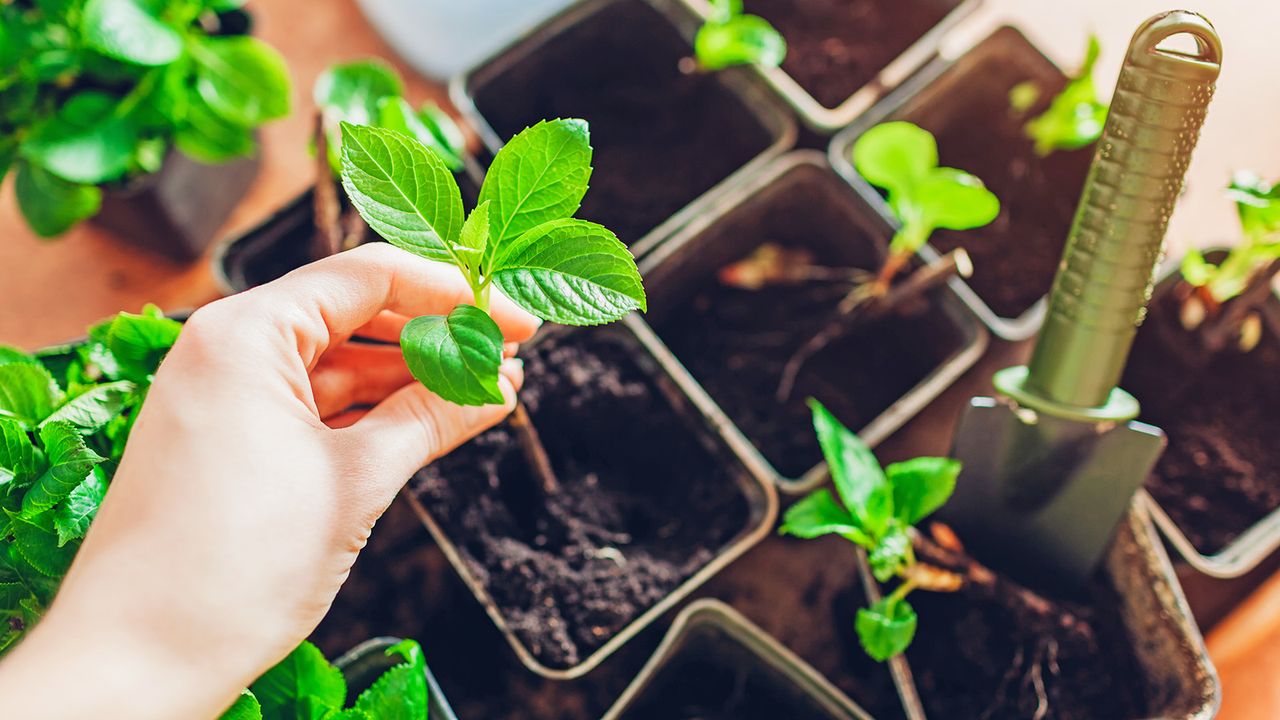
[1179,171,1280,351]
[780,400,964,661]
[0,306,182,655]
[339,119,646,408]
[2,0,291,237]
[219,639,430,720]
[692,0,786,71]
[1010,35,1108,157]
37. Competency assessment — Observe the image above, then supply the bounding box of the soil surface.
[412,329,753,671]
[897,29,1093,320]
[747,0,959,109]
[1122,285,1280,555]
[472,0,776,247]
[650,167,967,479]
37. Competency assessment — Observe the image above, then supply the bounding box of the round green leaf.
[400,306,505,407]
[852,122,937,200]
[886,456,961,525]
[489,218,646,326]
[14,161,102,237]
[81,0,183,67]
[175,91,257,163]
[191,36,292,127]
[21,91,139,184]
[916,169,1000,231]
[694,14,787,71]
[856,598,917,661]
[315,59,403,124]
[376,96,464,172]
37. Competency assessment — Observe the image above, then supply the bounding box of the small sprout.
[693,0,787,71]
[339,119,646,407]
[780,400,964,661]
[1014,35,1108,157]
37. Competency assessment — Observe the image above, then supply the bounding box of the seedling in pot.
[685,0,787,73]
[1,0,291,237]
[1178,171,1280,352]
[1009,35,1108,157]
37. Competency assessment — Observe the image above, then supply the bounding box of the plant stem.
[311,115,343,261]
[508,402,559,494]
[873,248,914,295]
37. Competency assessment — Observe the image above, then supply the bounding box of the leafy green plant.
[1,0,291,237]
[780,400,964,661]
[693,0,786,71]
[0,306,182,654]
[220,639,430,720]
[339,118,646,407]
[853,121,999,292]
[1010,35,1107,157]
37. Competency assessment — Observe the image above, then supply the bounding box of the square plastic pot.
[637,151,987,494]
[333,637,459,720]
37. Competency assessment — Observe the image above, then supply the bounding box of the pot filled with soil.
[638,151,987,494]
[602,599,876,720]
[676,0,979,133]
[831,26,1096,340]
[334,637,460,720]
[452,0,797,258]
[1122,253,1280,628]
[406,319,779,679]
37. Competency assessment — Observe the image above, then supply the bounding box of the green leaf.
[352,663,428,720]
[218,690,263,720]
[418,102,468,168]
[0,347,36,367]
[340,123,464,265]
[1024,35,1106,157]
[24,421,105,512]
[42,380,135,431]
[489,218,646,325]
[385,638,425,671]
[808,399,892,537]
[856,597,917,661]
[0,419,39,487]
[176,91,257,163]
[21,91,139,185]
[853,122,937,202]
[376,96,465,172]
[323,710,372,720]
[707,0,743,23]
[314,59,403,127]
[8,510,75,578]
[1228,170,1280,240]
[478,118,592,267]
[454,201,490,272]
[400,306,505,407]
[191,36,292,127]
[249,642,346,720]
[778,489,868,543]
[887,457,960,525]
[694,14,787,71]
[0,362,65,427]
[93,307,182,383]
[52,466,108,547]
[867,521,911,582]
[14,161,102,237]
[1179,248,1214,288]
[81,0,182,67]
[0,582,27,613]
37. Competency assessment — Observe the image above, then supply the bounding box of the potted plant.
[780,402,1219,719]
[2,0,290,261]
[679,0,980,133]
[637,149,988,493]
[451,0,796,259]
[214,58,480,293]
[832,26,1103,340]
[1121,171,1280,628]
[602,599,876,720]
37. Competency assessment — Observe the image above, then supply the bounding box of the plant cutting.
[1009,36,1107,157]
[2,0,290,256]
[689,0,786,72]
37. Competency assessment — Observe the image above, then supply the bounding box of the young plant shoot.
[219,639,430,720]
[692,0,787,72]
[1010,35,1108,157]
[339,119,647,408]
[780,400,963,661]
[1179,171,1280,351]
[2,0,292,237]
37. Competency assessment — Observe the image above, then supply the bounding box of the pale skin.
[0,243,540,719]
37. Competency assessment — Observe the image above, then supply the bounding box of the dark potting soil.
[904,569,1148,720]
[746,0,960,109]
[1122,287,1280,555]
[897,29,1093,320]
[470,0,776,247]
[412,329,753,671]
[649,167,967,479]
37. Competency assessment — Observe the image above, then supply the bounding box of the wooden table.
[1,0,1277,716]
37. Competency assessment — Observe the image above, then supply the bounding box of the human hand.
[0,243,539,719]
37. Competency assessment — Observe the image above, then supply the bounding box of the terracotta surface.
[2,0,1279,716]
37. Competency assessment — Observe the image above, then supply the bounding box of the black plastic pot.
[602,599,876,720]
[333,636,459,720]
[831,26,1095,341]
[452,0,796,258]
[638,151,986,494]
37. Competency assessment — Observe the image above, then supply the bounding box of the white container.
[355,0,579,80]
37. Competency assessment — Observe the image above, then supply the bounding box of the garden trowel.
[939,11,1222,597]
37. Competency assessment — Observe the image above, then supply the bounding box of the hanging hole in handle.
[1131,10,1223,68]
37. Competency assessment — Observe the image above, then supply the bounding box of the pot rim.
[448,0,798,262]
[332,636,460,720]
[601,598,877,720]
[638,150,988,495]
[672,0,984,134]
[406,317,780,679]
[827,24,1077,342]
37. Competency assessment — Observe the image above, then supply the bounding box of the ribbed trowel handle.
[1024,11,1222,412]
